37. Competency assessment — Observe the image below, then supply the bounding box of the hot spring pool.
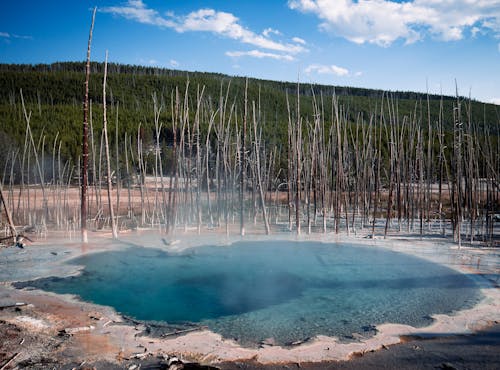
[19,240,481,346]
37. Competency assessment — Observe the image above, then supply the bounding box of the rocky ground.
[1,311,498,369]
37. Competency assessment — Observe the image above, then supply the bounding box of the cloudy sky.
[2,0,500,103]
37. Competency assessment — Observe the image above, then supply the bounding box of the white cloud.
[305,63,349,76]
[491,97,500,105]
[226,50,295,61]
[170,59,179,67]
[263,28,282,37]
[148,59,158,65]
[101,0,175,28]
[172,8,306,54]
[471,26,481,37]
[354,71,363,77]
[102,1,306,54]
[292,36,306,44]
[0,31,32,40]
[288,0,500,46]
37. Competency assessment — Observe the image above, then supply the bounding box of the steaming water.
[20,241,481,346]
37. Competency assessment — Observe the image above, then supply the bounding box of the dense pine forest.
[1,62,498,165]
[0,62,499,245]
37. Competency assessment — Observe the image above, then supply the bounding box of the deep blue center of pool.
[24,241,481,346]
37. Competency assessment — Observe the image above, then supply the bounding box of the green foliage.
[0,61,498,169]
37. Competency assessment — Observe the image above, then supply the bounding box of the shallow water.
[19,240,481,346]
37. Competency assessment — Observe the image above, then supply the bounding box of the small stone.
[361,324,377,332]
[440,363,457,370]
[168,356,180,366]
[169,364,184,370]
[351,333,365,340]
[260,337,276,346]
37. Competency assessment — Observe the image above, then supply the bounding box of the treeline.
[0,61,467,100]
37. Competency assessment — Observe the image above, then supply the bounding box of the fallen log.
[161,325,208,338]
[129,352,148,360]
[62,325,95,334]
[0,352,21,370]
[0,302,28,310]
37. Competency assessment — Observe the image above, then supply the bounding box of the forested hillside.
[1,62,498,167]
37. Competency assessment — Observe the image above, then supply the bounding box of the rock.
[183,364,221,369]
[351,333,365,340]
[361,324,377,332]
[168,357,180,366]
[259,337,277,347]
[63,325,95,334]
[439,363,457,370]
[169,364,184,370]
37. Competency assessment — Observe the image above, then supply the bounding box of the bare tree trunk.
[205,108,216,227]
[81,7,96,243]
[115,102,121,230]
[252,101,271,234]
[437,98,444,234]
[124,132,132,220]
[384,112,395,239]
[426,92,433,231]
[453,86,463,247]
[240,79,248,236]
[295,83,302,235]
[89,101,100,218]
[0,183,16,243]
[20,90,48,220]
[195,85,205,234]
[102,51,118,238]
[167,88,179,233]
[372,99,383,238]
[286,92,294,231]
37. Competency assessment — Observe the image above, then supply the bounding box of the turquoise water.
[19,241,481,346]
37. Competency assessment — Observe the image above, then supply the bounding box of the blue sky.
[2,0,500,103]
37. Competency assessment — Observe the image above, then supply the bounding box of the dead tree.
[102,51,118,238]
[295,83,302,235]
[240,79,248,236]
[81,7,96,243]
[252,101,271,234]
[0,182,16,243]
[286,91,294,231]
